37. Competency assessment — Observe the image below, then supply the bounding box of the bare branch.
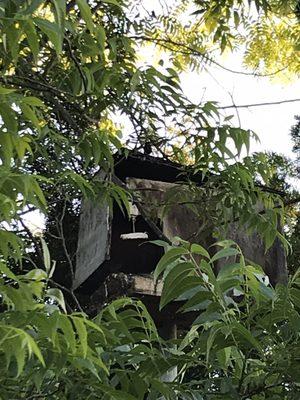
[49,279,84,313]
[56,201,75,282]
[65,36,88,93]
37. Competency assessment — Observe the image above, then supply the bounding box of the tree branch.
[50,279,84,313]
[130,35,289,78]
[65,36,88,93]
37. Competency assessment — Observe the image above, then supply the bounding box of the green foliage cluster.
[154,239,300,399]
[137,0,300,78]
[2,239,300,398]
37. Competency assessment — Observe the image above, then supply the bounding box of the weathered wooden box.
[74,152,287,302]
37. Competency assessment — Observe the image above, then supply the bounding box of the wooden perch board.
[128,274,163,296]
[87,273,164,317]
[101,273,163,299]
[86,272,197,330]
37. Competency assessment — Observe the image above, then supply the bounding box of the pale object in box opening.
[119,201,148,239]
[120,232,149,240]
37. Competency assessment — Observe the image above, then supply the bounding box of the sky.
[180,61,300,160]
[138,0,300,161]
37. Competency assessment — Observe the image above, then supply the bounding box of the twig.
[238,353,248,394]
[242,382,289,399]
[284,195,300,207]
[65,36,88,93]
[56,201,75,282]
[50,279,84,313]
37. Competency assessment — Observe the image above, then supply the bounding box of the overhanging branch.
[130,35,289,78]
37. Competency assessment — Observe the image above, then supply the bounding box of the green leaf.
[73,317,88,357]
[15,345,26,377]
[22,96,44,107]
[83,319,107,344]
[180,289,213,311]
[24,269,47,282]
[46,288,66,312]
[31,178,47,208]
[102,0,121,7]
[290,287,300,309]
[154,247,189,282]
[14,136,32,161]
[58,315,76,350]
[130,70,141,92]
[190,243,210,259]
[53,0,66,29]
[151,379,174,399]
[76,0,94,32]
[34,18,63,55]
[20,103,40,129]
[96,25,106,51]
[211,248,240,263]
[111,185,130,216]
[0,261,17,280]
[199,259,216,283]
[231,322,262,352]
[233,11,240,28]
[40,238,51,273]
[217,347,231,371]
[150,240,169,248]
[0,102,18,132]
[193,310,223,325]
[6,22,22,60]
[0,87,16,95]
[217,263,242,280]
[23,20,40,62]
[219,277,242,293]
[160,276,201,309]
[161,262,196,304]
[20,0,44,15]
[26,335,45,366]
[98,385,137,400]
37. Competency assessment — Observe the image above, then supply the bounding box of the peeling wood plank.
[130,275,163,297]
[74,199,110,289]
[103,273,163,298]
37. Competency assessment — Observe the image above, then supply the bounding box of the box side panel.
[73,200,109,289]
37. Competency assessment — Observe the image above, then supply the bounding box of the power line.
[219,98,300,110]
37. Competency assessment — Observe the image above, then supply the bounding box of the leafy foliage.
[154,239,300,399]
[1,239,300,398]
[132,0,300,78]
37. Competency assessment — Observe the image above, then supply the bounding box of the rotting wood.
[86,272,196,330]
[130,274,163,297]
[103,273,163,299]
